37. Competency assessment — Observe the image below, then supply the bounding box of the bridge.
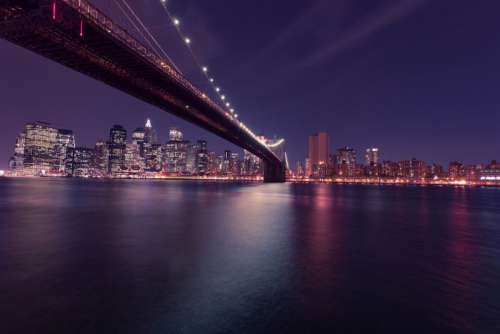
[0,0,286,182]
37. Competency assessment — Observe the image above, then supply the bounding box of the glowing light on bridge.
[184,37,191,45]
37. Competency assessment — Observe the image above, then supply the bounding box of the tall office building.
[231,152,241,176]
[65,147,94,177]
[9,131,26,171]
[22,122,60,175]
[132,127,146,156]
[164,128,189,174]
[108,125,127,175]
[55,129,75,173]
[186,142,199,175]
[93,140,109,176]
[196,140,208,176]
[308,132,330,177]
[365,148,380,166]
[365,148,380,177]
[144,143,163,172]
[124,143,144,175]
[144,118,158,144]
[337,146,356,177]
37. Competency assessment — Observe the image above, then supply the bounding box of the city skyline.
[1,0,499,169]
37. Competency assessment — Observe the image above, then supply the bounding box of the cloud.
[249,0,428,74]
[298,0,429,68]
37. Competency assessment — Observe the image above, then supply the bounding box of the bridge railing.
[60,0,273,156]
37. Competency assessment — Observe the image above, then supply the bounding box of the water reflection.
[0,179,499,333]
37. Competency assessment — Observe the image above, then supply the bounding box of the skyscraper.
[65,147,94,177]
[108,125,127,175]
[93,140,109,177]
[22,122,60,175]
[337,146,356,177]
[144,118,158,144]
[308,132,330,177]
[196,140,208,175]
[164,128,189,174]
[55,129,75,174]
[365,148,380,166]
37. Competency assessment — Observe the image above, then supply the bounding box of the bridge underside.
[0,0,285,182]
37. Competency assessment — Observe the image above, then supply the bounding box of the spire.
[145,118,152,128]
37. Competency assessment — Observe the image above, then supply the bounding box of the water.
[1,178,500,333]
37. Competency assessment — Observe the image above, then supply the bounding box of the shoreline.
[1,175,499,188]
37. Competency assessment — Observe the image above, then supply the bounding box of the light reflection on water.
[0,178,500,333]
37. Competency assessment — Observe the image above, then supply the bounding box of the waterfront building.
[164,128,189,174]
[108,125,127,175]
[9,131,26,171]
[144,143,163,172]
[448,161,465,179]
[480,160,500,182]
[242,150,262,176]
[308,132,330,177]
[207,152,220,176]
[186,142,199,175]
[65,147,94,177]
[197,140,209,176]
[55,129,76,174]
[123,143,144,176]
[222,150,231,175]
[22,122,60,175]
[231,152,241,176]
[382,161,399,178]
[93,140,109,177]
[337,146,356,177]
[365,148,380,177]
[411,159,427,179]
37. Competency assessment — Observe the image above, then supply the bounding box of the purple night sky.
[0,0,499,169]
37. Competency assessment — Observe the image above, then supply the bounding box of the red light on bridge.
[52,1,56,20]
[80,20,84,37]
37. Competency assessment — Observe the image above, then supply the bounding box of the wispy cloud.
[298,0,428,68]
[251,0,428,74]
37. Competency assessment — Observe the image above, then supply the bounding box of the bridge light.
[173,18,180,26]
[221,95,226,100]
[52,1,56,20]
[209,78,214,83]
[230,109,234,113]
[184,37,191,45]
[202,66,208,73]
[225,102,230,107]
[235,114,238,118]
[215,87,220,92]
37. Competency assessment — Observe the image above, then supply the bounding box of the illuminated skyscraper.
[93,140,109,176]
[144,118,158,144]
[308,132,330,177]
[22,122,60,175]
[197,140,208,175]
[55,129,75,174]
[365,148,380,166]
[65,147,94,177]
[164,128,189,174]
[108,125,127,175]
[337,146,356,177]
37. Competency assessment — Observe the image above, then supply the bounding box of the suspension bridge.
[0,0,286,182]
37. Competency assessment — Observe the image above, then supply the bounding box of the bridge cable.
[157,1,238,117]
[113,0,181,73]
[110,0,162,58]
